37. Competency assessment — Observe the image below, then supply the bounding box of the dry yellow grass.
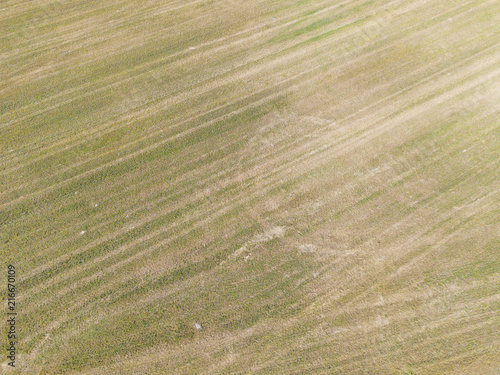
[1,0,499,374]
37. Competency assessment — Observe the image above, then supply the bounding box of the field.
[1,0,499,373]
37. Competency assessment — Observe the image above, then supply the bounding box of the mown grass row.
[1,0,498,373]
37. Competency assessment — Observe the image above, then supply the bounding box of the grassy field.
[1,0,499,373]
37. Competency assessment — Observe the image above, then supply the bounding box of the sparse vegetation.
[1,0,499,374]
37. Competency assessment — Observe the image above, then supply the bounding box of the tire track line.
[3,0,491,208]
[29,51,499,318]
[0,0,361,126]
[19,40,499,294]
[0,0,461,177]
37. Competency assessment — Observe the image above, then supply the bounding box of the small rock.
[195,323,202,330]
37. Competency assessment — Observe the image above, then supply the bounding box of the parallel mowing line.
[18,2,500,352]
[8,1,499,372]
[21,0,490,163]
[2,0,491,209]
[305,158,499,318]
[238,58,499,216]
[252,122,498,313]
[1,72,304,205]
[0,21,345,181]
[1,7,210,95]
[18,84,299,282]
[20,43,499,298]
[2,0,484,209]
[10,45,432,255]
[26,59,498,334]
[18,43,496,270]
[390,320,495,364]
[341,167,498,312]
[0,2,120,46]
[0,0,458,173]
[21,197,259,345]
[328,318,494,372]
[0,2,488,106]
[22,120,258,255]
[0,0,390,179]
[83,301,498,373]
[16,49,474,293]
[271,56,499,181]
[224,39,500,183]
[241,47,499,195]
[280,117,499,295]
[306,306,491,361]
[0,0,205,64]
[0,0,359,127]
